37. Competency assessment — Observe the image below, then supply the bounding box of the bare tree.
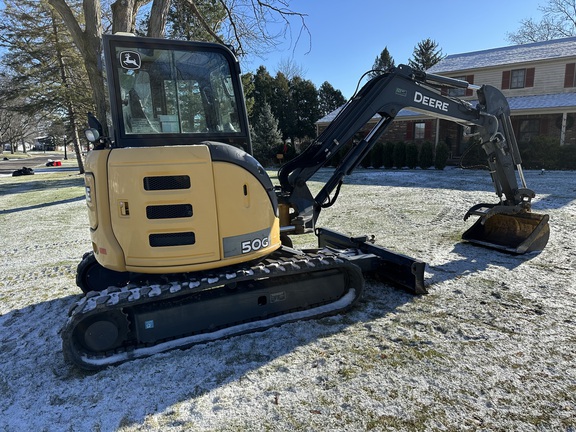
[508,0,576,43]
[46,0,308,136]
[0,101,41,154]
[276,57,307,80]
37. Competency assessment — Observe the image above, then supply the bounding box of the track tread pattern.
[62,249,363,370]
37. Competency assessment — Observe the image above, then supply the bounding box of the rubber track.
[61,249,364,370]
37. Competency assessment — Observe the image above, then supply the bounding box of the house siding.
[316,37,576,161]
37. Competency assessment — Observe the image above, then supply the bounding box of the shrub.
[557,144,576,170]
[518,136,560,169]
[383,142,395,168]
[274,143,296,163]
[360,147,372,168]
[460,138,487,168]
[371,142,384,169]
[406,142,418,169]
[330,142,351,167]
[393,141,406,168]
[462,136,576,170]
[434,141,450,170]
[419,141,434,169]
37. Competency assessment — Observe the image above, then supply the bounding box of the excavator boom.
[277,65,549,254]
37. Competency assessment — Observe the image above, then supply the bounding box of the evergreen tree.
[241,72,255,120]
[252,67,321,145]
[0,0,90,170]
[369,47,395,79]
[419,141,435,169]
[318,82,346,116]
[251,102,283,164]
[271,72,291,141]
[408,38,445,71]
[393,141,406,168]
[383,141,395,169]
[371,142,384,169]
[360,153,372,168]
[251,66,275,124]
[287,76,320,142]
[406,142,418,169]
[434,141,450,170]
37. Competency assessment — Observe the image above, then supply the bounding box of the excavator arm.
[277,64,549,254]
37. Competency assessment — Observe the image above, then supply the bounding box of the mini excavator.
[62,34,549,369]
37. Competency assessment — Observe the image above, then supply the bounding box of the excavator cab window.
[103,34,250,150]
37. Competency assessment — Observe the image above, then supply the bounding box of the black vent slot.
[149,232,196,247]
[147,204,193,219]
[144,175,190,191]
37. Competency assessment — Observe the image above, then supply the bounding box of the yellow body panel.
[85,149,126,271]
[85,145,281,274]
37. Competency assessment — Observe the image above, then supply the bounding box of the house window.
[564,63,576,88]
[446,75,474,97]
[518,119,540,142]
[502,68,534,89]
[448,76,466,97]
[510,69,526,88]
[414,122,426,140]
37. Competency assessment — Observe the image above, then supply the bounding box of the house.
[316,37,576,160]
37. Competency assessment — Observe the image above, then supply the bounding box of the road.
[0,153,77,176]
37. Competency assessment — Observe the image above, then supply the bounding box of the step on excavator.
[62,34,549,370]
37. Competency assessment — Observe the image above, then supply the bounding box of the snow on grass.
[0,167,575,431]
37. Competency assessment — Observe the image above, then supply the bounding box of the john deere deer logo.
[120,51,141,70]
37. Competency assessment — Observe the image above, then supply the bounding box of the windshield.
[114,46,242,136]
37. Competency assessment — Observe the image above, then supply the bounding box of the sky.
[0,0,546,99]
[241,0,546,98]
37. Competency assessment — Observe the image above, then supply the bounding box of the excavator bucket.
[462,211,550,254]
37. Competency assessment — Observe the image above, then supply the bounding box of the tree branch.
[184,0,227,45]
[47,0,88,56]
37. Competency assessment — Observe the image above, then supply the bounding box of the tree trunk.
[48,0,173,139]
[51,8,85,173]
[147,0,171,37]
[111,0,137,33]
[47,0,107,134]
[72,127,85,174]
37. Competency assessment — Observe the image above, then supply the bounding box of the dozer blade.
[316,227,427,294]
[462,211,550,254]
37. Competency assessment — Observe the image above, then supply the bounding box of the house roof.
[316,93,576,125]
[508,92,576,110]
[427,37,576,74]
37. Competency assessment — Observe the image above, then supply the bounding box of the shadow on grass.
[0,195,85,215]
[427,241,539,286]
[0,176,84,197]
[0,277,414,430]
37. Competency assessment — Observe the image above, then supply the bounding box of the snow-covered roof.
[428,37,576,74]
[316,92,576,125]
[508,92,576,110]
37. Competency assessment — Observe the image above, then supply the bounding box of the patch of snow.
[0,168,575,431]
